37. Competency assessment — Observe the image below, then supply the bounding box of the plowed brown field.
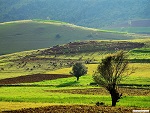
[0,74,72,84]
[3,105,149,113]
[45,87,150,96]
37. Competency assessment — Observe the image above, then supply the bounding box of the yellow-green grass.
[0,63,150,110]
[0,61,149,87]
[129,63,150,77]
[0,102,54,112]
[0,50,107,80]
[30,73,149,87]
[45,64,98,75]
[46,63,150,77]
[34,63,150,86]
[0,87,149,109]
[0,62,150,82]
[21,62,149,87]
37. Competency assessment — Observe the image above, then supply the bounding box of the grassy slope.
[0,20,148,55]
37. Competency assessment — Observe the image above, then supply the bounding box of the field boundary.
[0,84,150,89]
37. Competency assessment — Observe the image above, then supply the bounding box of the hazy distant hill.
[103,19,150,34]
[0,0,150,28]
[0,20,141,55]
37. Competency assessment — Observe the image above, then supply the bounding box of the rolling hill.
[1,19,147,55]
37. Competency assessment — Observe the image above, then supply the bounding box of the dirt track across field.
[0,74,72,84]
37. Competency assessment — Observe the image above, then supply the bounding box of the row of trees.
[70,51,133,106]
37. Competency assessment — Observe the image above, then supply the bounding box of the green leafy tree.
[71,62,87,81]
[93,51,133,106]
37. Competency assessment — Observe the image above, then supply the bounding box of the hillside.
[0,0,150,28]
[0,39,150,80]
[0,20,146,55]
[104,19,150,34]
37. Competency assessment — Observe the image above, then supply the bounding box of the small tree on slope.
[93,51,133,106]
[71,62,87,81]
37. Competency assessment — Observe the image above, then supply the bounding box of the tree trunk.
[111,93,117,106]
[110,89,119,106]
[77,76,79,81]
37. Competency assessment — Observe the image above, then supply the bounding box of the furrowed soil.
[45,87,150,96]
[0,74,72,84]
[3,105,149,113]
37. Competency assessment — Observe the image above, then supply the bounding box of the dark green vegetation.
[1,20,148,55]
[0,0,150,28]
[71,62,87,81]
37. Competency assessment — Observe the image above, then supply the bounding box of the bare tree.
[93,51,133,106]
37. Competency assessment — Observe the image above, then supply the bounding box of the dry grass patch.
[0,102,53,112]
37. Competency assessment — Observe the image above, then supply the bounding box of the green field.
[0,20,149,55]
[0,86,150,108]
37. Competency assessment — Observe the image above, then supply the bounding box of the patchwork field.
[0,39,150,112]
